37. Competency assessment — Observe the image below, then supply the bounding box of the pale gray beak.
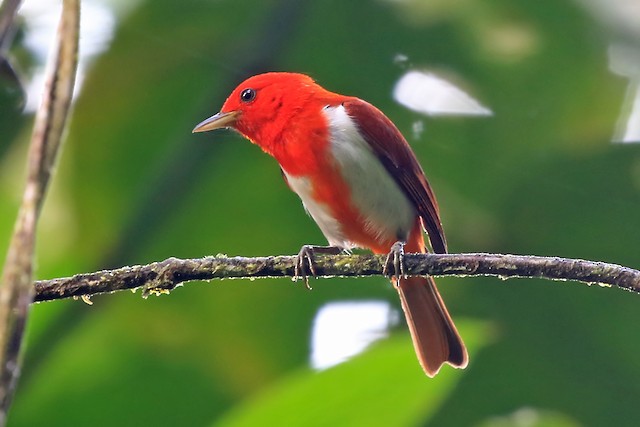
[192,111,239,133]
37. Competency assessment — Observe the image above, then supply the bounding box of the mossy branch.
[33,253,640,302]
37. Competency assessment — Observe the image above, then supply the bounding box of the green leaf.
[216,320,493,427]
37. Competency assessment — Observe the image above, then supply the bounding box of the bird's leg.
[383,241,407,283]
[295,245,342,289]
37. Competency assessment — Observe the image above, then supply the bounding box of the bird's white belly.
[283,105,416,249]
[283,173,352,248]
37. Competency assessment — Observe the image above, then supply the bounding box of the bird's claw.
[294,245,342,290]
[383,241,407,282]
[295,245,317,290]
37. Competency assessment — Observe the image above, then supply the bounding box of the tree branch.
[0,0,79,420]
[33,253,640,303]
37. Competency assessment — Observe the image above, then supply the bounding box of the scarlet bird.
[193,72,467,376]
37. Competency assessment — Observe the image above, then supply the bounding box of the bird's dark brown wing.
[343,98,447,254]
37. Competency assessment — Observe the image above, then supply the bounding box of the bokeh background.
[2,0,640,425]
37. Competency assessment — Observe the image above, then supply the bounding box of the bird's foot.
[383,241,407,283]
[295,245,342,290]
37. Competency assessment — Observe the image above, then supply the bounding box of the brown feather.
[343,99,447,254]
[396,275,468,376]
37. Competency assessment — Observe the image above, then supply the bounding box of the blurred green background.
[2,0,640,425]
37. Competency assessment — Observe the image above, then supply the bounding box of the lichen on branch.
[33,253,640,303]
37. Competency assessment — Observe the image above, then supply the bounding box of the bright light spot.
[480,24,539,63]
[394,70,493,117]
[393,53,409,67]
[576,0,640,39]
[19,0,116,112]
[411,120,425,139]
[609,43,640,144]
[310,301,399,370]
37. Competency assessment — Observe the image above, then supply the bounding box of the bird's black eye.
[240,88,256,103]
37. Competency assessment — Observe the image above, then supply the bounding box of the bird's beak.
[192,111,239,133]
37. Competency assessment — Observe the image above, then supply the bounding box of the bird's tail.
[395,275,468,376]
[393,219,467,376]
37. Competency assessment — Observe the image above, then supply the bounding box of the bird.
[193,72,467,376]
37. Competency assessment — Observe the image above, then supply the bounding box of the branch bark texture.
[33,253,640,303]
[0,0,79,421]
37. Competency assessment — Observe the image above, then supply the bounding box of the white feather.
[324,105,415,243]
[283,105,416,249]
[283,172,352,248]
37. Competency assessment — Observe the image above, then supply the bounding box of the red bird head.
[193,72,331,148]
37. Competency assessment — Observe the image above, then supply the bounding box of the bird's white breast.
[283,105,415,249]
[324,104,415,243]
[283,172,351,248]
